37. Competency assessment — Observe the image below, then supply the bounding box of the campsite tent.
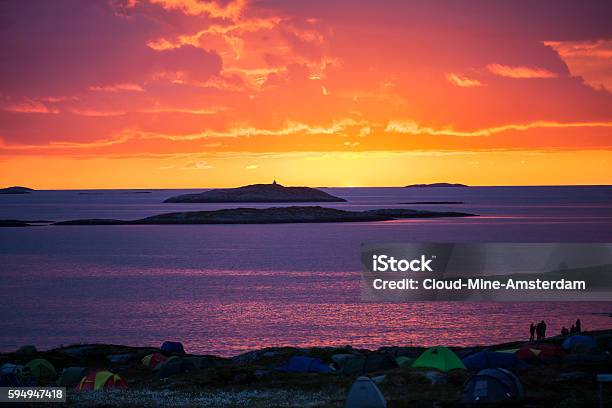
[562,335,596,351]
[344,376,387,408]
[276,356,333,373]
[156,356,197,379]
[25,359,57,380]
[462,351,527,371]
[161,341,185,354]
[412,347,466,372]
[0,364,25,387]
[1,363,22,376]
[514,347,541,361]
[339,354,397,376]
[77,371,127,390]
[57,367,88,387]
[142,353,167,369]
[461,368,523,404]
[533,344,566,360]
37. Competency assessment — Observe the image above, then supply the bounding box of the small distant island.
[53,206,475,226]
[164,181,346,203]
[405,183,468,188]
[399,201,464,205]
[0,186,34,194]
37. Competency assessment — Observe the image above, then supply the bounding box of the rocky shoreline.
[1,329,611,407]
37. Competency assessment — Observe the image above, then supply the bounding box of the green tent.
[25,359,57,380]
[411,347,465,372]
[57,367,88,386]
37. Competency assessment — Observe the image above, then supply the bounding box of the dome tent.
[412,347,466,372]
[1,363,26,387]
[142,353,167,369]
[462,351,527,371]
[514,346,540,361]
[77,371,127,390]
[344,376,386,408]
[562,335,596,351]
[276,356,333,373]
[161,341,185,354]
[461,368,523,404]
[57,367,88,387]
[25,359,56,380]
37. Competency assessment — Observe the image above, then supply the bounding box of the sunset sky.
[1,0,612,188]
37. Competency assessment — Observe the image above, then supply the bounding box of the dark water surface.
[1,186,611,355]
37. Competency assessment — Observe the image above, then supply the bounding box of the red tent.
[533,344,566,359]
[515,346,538,360]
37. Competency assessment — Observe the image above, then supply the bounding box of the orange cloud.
[3,99,59,114]
[487,64,557,79]
[180,160,213,170]
[143,118,361,140]
[88,83,144,92]
[445,73,484,87]
[0,134,130,150]
[70,109,127,117]
[147,0,247,20]
[385,120,612,137]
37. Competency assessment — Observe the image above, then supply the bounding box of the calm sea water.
[1,186,611,355]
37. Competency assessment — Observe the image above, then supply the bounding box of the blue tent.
[461,368,523,403]
[562,335,596,350]
[462,351,527,371]
[276,356,333,373]
[161,341,185,354]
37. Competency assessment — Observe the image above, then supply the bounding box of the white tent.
[344,376,387,408]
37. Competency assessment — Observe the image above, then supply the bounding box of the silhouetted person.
[529,322,536,342]
[540,320,547,339]
[575,318,581,333]
[561,327,569,336]
[570,324,576,334]
[535,321,542,340]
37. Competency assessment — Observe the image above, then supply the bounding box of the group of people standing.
[529,320,547,341]
[529,318,582,342]
[560,319,581,337]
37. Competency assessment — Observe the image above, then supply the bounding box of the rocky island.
[0,186,34,194]
[405,183,468,188]
[164,182,346,203]
[53,206,475,225]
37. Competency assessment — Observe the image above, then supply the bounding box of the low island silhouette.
[0,186,34,194]
[405,183,469,188]
[52,206,475,226]
[164,181,345,203]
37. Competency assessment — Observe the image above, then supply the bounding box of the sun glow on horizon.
[1,1,611,188]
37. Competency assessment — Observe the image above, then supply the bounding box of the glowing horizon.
[1,1,611,189]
